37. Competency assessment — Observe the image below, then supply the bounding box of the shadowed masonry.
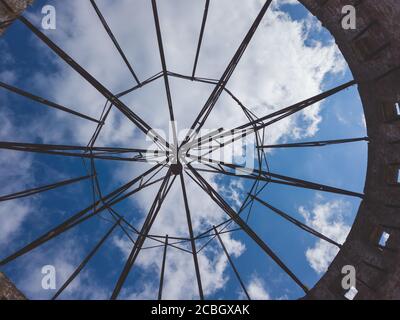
[0,272,26,300]
[0,0,33,34]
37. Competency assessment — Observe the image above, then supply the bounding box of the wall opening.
[379,231,390,247]
[385,165,400,185]
[382,101,400,121]
[344,286,358,300]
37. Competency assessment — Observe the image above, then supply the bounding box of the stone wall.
[299,0,400,300]
[0,0,33,300]
[0,0,33,34]
[0,272,26,300]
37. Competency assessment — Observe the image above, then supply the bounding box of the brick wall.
[0,272,26,300]
[299,0,400,300]
[0,0,33,34]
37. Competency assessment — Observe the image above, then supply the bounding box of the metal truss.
[0,0,368,300]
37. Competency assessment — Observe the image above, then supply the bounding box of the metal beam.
[116,71,163,98]
[182,0,273,145]
[16,14,169,150]
[189,158,364,198]
[0,141,165,163]
[192,0,210,78]
[52,218,121,300]
[158,235,168,300]
[0,81,100,123]
[151,0,178,147]
[213,226,250,300]
[257,137,369,149]
[251,195,342,248]
[190,80,357,151]
[0,175,92,202]
[0,164,163,266]
[90,0,140,84]
[111,171,175,299]
[180,172,204,299]
[186,165,309,293]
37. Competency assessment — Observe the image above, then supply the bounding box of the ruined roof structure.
[0,0,399,301]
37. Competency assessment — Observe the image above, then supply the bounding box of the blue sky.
[0,0,367,300]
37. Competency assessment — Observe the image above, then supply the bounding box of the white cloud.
[0,99,35,249]
[16,237,108,300]
[28,0,346,147]
[244,274,271,300]
[0,201,30,244]
[111,173,246,299]
[299,199,352,274]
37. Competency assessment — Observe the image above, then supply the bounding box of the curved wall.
[299,0,400,300]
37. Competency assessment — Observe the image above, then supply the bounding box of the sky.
[0,0,367,300]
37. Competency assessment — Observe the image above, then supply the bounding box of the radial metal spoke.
[52,218,121,300]
[244,80,358,132]
[0,141,165,163]
[189,157,364,198]
[158,235,168,300]
[0,81,101,123]
[90,0,140,85]
[258,137,369,149]
[266,170,364,199]
[182,0,273,145]
[15,14,169,150]
[251,196,342,248]
[111,171,175,300]
[186,165,309,294]
[190,80,357,151]
[0,175,92,202]
[192,0,210,78]
[179,172,204,300]
[0,164,163,266]
[151,0,178,147]
[213,226,250,300]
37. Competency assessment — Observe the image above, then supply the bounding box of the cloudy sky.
[0,0,367,300]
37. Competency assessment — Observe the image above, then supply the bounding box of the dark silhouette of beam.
[0,175,92,202]
[0,141,165,163]
[180,172,204,300]
[213,226,250,300]
[257,137,369,149]
[158,235,168,300]
[111,171,175,300]
[189,158,364,198]
[192,0,210,78]
[0,164,163,266]
[251,195,342,248]
[116,71,164,98]
[16,14,169,150]
[0,81,100,123]
[182,0,273,145]
[90,0,141,85]
[151,0,178,147]
[52,218,121,300]
[190,80,357,151]
[186,165,309,294]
